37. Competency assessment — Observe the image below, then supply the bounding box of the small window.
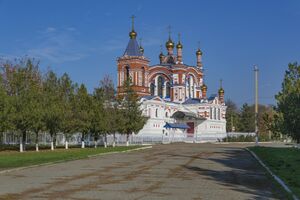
[165,112,169,117]
[155,109,158,118]
[125,66,130,81]
[166,82,171,98]
[157,76,164,97]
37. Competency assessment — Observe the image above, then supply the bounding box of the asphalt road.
[0,143,285,200]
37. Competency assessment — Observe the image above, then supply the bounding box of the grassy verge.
[0,146,142,171]
[249,146,300,198]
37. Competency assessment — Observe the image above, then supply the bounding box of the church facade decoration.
[117,18,227,141]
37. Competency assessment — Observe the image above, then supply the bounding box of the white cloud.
[46,27,56,33]
[26,27,88,63]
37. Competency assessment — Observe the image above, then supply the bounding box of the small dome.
[139,46,144,54]
[176,41,183,49]
[218,88,224,94]
[196,48,203,56]
[201,84,207,91]
[129,30,137,39]
[159,52,164,58]
[165,38,174,49]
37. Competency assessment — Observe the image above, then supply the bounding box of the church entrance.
[186,122,194,137]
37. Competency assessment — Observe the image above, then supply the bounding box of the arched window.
[125,66,130,81]
[218,108,221,120]
[188,77,191,98]
[189,76,194,98]
[150,83,155,96]
[166,82,171,98]
[142,67,145,86]
[155,109,158,118]
[210,108,212,119]
[157,76,164,97]
[165,112,169,117]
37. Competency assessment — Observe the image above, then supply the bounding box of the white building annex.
[117,19,227,142]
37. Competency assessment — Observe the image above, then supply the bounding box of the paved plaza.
[0,143,284,200]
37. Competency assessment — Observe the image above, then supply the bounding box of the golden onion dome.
[129,30,137,39]
[165,38,174,49]
[218,87,224,94]
[196,48,203,56]
[201,84,207,91]
[176,41,183,49]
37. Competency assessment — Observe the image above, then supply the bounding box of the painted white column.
[154,76,158,96]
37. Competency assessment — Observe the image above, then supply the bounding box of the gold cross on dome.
[167,25,172,38]
[130,15,136,30]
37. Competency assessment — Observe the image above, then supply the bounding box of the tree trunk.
[81,133,85,148]
[65,140,69,149]
[35,132,39,152]
[22,131,26,152]
[104,133,107,148]
[126,133,130,146]
[53,133,57,148]
[19,136,23,153]
[112,133,116,148]
[94,135,98,148]
[51,134,54,151]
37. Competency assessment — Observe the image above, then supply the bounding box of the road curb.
[245,148,299,200]
[0,146,152,175]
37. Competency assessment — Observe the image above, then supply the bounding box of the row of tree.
[225,101,275,140]
[225,62,300,143]
[0,58,147,152]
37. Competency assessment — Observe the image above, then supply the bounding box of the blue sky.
[0,0,299,106]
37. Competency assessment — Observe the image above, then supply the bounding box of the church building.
[117,19,227,142]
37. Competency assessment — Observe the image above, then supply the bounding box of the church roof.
[164,122,190,130]
[182,98,201,104]
[123,38,142,56]
[208,94,218,101]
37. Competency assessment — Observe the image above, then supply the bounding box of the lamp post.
[254,65,259,146]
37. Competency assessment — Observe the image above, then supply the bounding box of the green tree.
[73,84,92,148]
[43,70,62,150]
[119,79,148,146]
[99,75,116,147]
[225,99,240,132]
[0,73,11,138]
[2,58,43,152]
[90,86,105,147]
[239,103,255,133]
[274,62,300,144]
[59,73,76,149]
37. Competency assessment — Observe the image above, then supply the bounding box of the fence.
[0,132,229,146]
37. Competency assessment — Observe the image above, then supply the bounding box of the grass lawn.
[0,146,142,170]
[249,146,300,198]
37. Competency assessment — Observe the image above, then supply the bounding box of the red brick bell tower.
[117,16,150,97]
